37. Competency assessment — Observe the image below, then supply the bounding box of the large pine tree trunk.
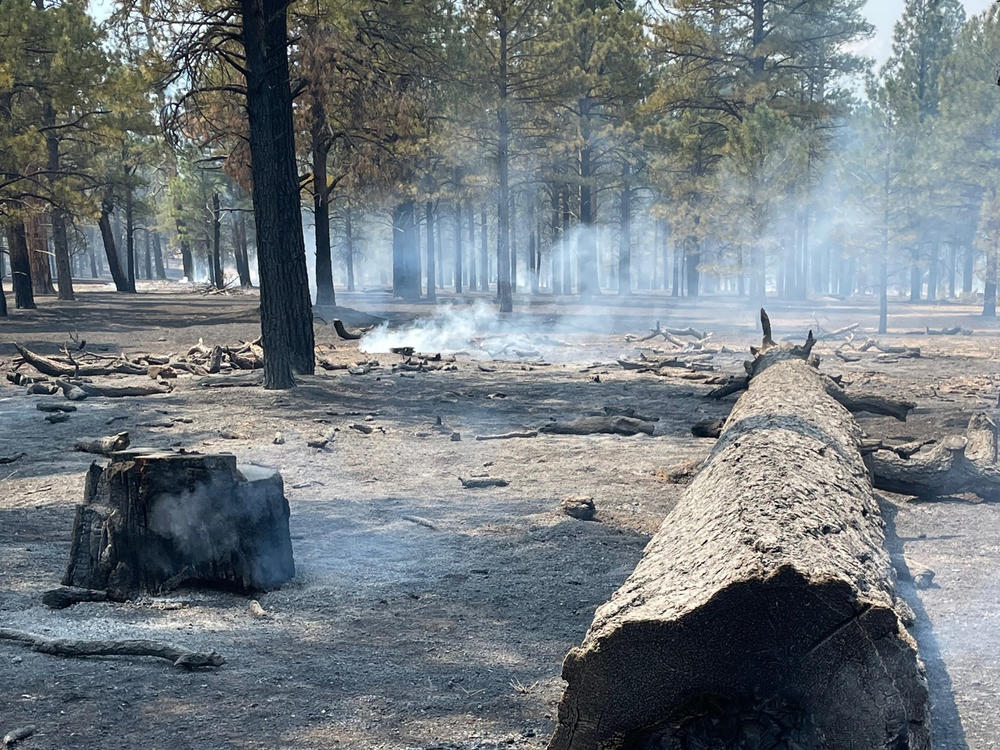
[984,245,997,318]
[466,199,476,291]
[480,206,489,292]
[548,330,929,750]
[618,165,631,296]
[63,452,294,599]
[577,136,599,298]
[211,193,224,289]
[312,118,335,305]
[344,203,355,292]
[425,201,437,301]
[454,200,463,294]
[98,199,130,292]
[51,209,74,300]
[26,214,55,295]
[550,189,561,295]
[125,186,137,293]
[392,201,421,300]
[241,0,316,388]
[8,224,35,309]
[152,230,166,279]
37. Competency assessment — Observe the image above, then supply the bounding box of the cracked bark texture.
[548,358,930,750]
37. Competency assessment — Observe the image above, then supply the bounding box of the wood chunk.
[475,431,539,441]
[333,319,362,340]
[560,495,596,521]
[15,343,147,377]
[0,453,25,465]
[56,379,172,398]
[74,432,130,455]
[691,418,724,438]
[45,412,70,424]
[36,402,77,413]
[2,725,35,747]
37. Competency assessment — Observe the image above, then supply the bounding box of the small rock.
[45,412,70,424]
[307,436,330,449]
[450,432,461,441]
[273,432,285,445]
[350,423,374,435]
[148,365,177,379]
[560,495,596,521]
[248,600,270,619]
[219,429,243,440]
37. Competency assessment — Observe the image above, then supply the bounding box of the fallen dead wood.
[822,376,915,422]
[36,402,76,413]
[74,432,130,455]
[691,418,723,438]
[868,413,1000,501]
[2,725,35,747]
[540,416,655,436]
[858,338,921,358]
[925,326,972,336]
[475,431,539,441]
[0,628,224,670]
[15,343,147,377]
[815,322,860,340]
[333,319,362,340]
[458,476,509,488]
[0,452,25,465]
[55,379,172,398]
[42,586,109,609]
[547,310,929,750]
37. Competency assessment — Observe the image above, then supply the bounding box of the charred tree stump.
[548,311,929,750]
[62,451,294,599]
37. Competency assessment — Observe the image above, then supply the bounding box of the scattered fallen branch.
[56,380,172,398]
[868,413,1000,501]
[0,453,25,465]
[858,338,921,358]
[816,322,860,341]
[15,343,147,377]
[823,377,915,421]
[0,628,224,670]
[36,402,76,413]
[332,319,362,340]
[459,476,509,488]
[540,416,655,436]
[74,432,130,455]
[707,377,749,399]
[925,326,972,336]
[475,431,538,441]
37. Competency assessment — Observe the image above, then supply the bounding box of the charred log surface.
[540,416,655,436]
[869,413,1000,501]
[62,452,294,599]
[548,314,929,750]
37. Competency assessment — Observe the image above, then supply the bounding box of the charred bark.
[98,199,130,292]
[63,452,294,598]
[8,224,35,309]
[241,0,316,387]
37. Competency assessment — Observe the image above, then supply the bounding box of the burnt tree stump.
[62,451,294,599]
[548,312,930,750]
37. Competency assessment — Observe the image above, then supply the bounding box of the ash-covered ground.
[1,284,999,749]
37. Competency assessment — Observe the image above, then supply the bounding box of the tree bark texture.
[8,224,35,309]
[548,355,929,749]
[99,199,130,292]
[241,0,316,388]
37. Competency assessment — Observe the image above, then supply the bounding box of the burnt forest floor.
[1,282,999,749]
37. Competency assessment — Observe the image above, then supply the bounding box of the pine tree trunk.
[686,237,701,298]
[234,213,252,287]
[561,187,571,294]
[927,242,938,302]
[393,201,421,300]
[312,118,335,305]
[152,230,166,279]
[496,36,513,313]
[210,193,224,289]
[466,199,476,291]
[9,224,35,309]
[577,117,599,299]
[425,200,436,302]
[454,200,463,294]
[125,187,136,292]
[51,209,74,300]
[344,203,355,292]
[26,214,55,295]
[879,257,889,334]
[983,245,996,318]
[480,206,488,292]
[241,0,316,388]
[550,189,561,295]
[909,249,921,302]
[528,197,539,294]
[947,243,956,298]
[963,246,974,294]
[98,201,130,292]
[618,165,631,296]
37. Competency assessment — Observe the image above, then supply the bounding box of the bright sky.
[863,0,995,63]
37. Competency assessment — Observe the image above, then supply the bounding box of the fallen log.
[458,476,509,488]
[0,628,223,670]
[2,725,35,748]
[822,376,915,421]
[540,416,655,437]
[858,338,921,358]
[15,343,147,377]
[74,431,130,455]
[868,413,1000,501]
[42,585,109,609]
[548,311,929,750]
[55,379,172,398]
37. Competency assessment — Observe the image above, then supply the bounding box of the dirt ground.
[1,283,999,749]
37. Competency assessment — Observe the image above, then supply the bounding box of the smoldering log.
[868,413,1000,500]
[548,313,929,750]
[62,452,294,598]
[332,319,362,340]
